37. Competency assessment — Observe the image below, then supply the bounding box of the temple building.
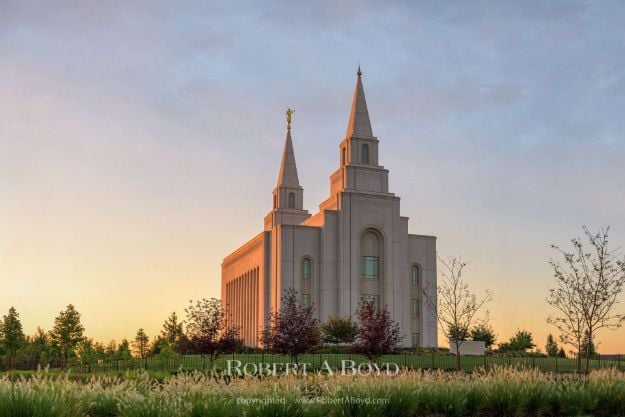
[221,69,437,348]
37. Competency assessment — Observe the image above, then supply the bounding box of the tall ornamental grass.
[0,366,624,416]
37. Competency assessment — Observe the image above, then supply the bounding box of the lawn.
[19,352,620,375]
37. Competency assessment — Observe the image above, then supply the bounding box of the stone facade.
[221,70,437,348]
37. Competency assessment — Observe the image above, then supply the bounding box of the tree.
[160,312,185,350]
[320,316,358,345]
[261,288,321,366]
[469,323,496,349]
[133,328,150,359]
[29,327,51,363]
[545,334,559,357]
[149,336,169,356]
[1,307,25,368]
[105,340,118,358]
[547,227,625,372]
[500,329,535,353]
[50,304,85,364]
[580,330,597,359]
[423,257,492,370]
[184,298,242,370]
[557,347,567,358]
[76,339,97,365]
[117,339,132,360]
[351,301,401,362]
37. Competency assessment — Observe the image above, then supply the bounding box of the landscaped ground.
[1,367,624,417]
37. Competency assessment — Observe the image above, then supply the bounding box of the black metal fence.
[1,353,623,374]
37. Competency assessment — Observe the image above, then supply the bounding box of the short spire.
[277,122,300,187]
[346,67,373,138]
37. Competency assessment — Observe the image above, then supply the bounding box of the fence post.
[555,355,558,373]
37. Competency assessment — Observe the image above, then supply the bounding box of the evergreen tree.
[1,307,25,367]
[50,304,85,363]
[557,347,567,358]
[105,340,118,358]
[1,307,25,354]
[117,339,132,360]
[545,334,559,357]
[160,312,184,348]
[133,328,150,359]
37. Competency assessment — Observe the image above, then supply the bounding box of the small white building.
[221,69,438,348]
[450,341,486,356]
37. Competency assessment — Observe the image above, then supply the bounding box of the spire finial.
[286,108,294,130]
[357,64,362,77]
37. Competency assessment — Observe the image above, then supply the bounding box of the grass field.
[1,367,625,417]
[8,352,620,375]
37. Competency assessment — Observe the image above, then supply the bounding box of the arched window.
[288,192,295,208]
[361,230,381,279]
[411,265,421,286]
[362,144,370,163]
[301,258,311,280]
[342,147,347,165]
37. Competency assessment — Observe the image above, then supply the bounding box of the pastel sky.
[2,1,625,352]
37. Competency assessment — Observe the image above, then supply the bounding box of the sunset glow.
[2,1,625,353]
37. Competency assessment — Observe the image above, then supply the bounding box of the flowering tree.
[351,301,401,362]
[261,288,321,366]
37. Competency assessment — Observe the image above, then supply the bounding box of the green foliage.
[160,312,185,349]
[499,329,536,353]
[118,339,132,360]
[0,307,25,360]
[545,334,559,357]
[133,328,150,359]
[320,316,358,345]
[184,298,243,364]
[580,330,598,358]
[49,304,85,362]
[469,323,496,348]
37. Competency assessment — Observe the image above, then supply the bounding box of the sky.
[1,0,625,352]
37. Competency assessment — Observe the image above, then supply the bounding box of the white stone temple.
[221,69,437,348]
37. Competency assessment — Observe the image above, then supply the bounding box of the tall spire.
[345,66,373,138]
[277,117,300,187]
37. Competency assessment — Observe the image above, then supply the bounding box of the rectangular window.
[362,256,379,279]
[301,294,310,307]
[412,299,419,318]
[360,294,379,310]
[412,333,419,347]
